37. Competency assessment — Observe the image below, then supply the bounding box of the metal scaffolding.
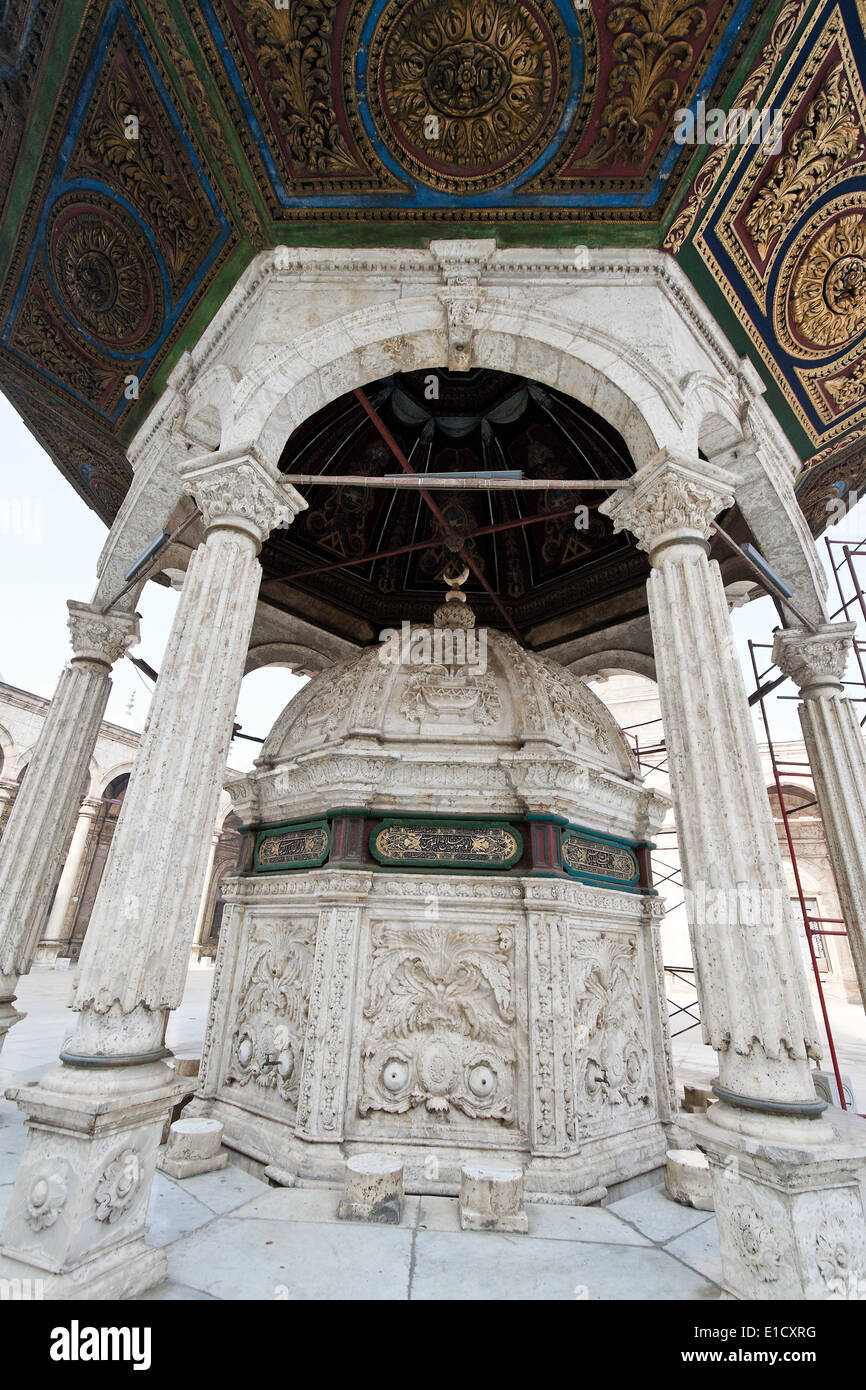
[616,536,866,1112]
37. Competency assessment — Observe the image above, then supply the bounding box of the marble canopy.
[193,603,673,1195]
[0,0,864,552]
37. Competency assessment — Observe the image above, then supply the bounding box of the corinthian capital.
[67,603,140,668]
[773,623,855,696]
[180,446,307,547]
[600,451,738,558]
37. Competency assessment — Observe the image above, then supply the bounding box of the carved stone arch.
[681,371,744,460]
[0,721,16,778]
[226,298,673,475]
[567,650,657,682]
[99,762,135,798]
[12,745,34,781]
[183,364,240,451]
[244,641,332,678]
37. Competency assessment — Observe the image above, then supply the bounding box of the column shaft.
[40,799,101,956]
[774,623,866,1009]
[0,667,109,986]
[602,455,820,1112]
[0,448,304,1297]
[648,550,819,1102]
[799,695,866,1002]
[0,601,137,1046]
[70,528,262,1057]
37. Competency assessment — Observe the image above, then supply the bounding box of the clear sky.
[0,395,305,770]
[1,389,864,769]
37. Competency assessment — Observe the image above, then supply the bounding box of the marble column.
[602,454,866,1301]
[0,449,305,1298]
[774,622,866,1009]
[0,605,138,1050]
[602,452,821,1115]
[40,798,103,960]
[191,832,221,959]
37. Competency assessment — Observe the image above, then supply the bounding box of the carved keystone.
[156,1117,228,1179]
[665,1149,714,1211]
[459,1161,528,1233]
[338,1153,404,1225]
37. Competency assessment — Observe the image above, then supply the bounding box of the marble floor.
[0,962,862,1300]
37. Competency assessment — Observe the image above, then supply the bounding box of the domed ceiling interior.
[260,366,739,647]
[0,0,864,538]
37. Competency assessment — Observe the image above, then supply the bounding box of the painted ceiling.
[263,368,646,642]
[0,0,865,538]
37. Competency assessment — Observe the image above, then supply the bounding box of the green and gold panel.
[254,820,330,872]
[561,831,639,886]
[370,818,523,869]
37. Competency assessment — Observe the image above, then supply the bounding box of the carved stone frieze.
[570,931,652,1131]
[398,666,503,726]
[359,922,517,1125]
[94,1148,142,1224]
[296,905,360,1136]
[25,1170,68,1232]
[227,921,316,1110]
[729,1203,785,1283]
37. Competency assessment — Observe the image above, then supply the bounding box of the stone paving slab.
[607,1184,716,1244]
[231,1184,422,1229]
[665,1218,723,1286]
[168,1165,269,1216]
[140,1175,722,1301]
[147,1174,220,1249]
[409,1229,720,1301]
[163,1213,415,1300]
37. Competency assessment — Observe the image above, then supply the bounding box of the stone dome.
[232,617,667,844]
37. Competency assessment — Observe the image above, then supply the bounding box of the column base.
[0,1240,166,1301]
[0,1060,185,1298]
[0,996,26,1052]
[686,1109,866,1300]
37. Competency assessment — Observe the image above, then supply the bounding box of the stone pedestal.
[157,1118,227,1179]
[0,1061,183,1298]
[690,1111,866,1300]
[601,452,866,1300]
[665,1148,714,1210]
[0,605,138,1050]
[774,623,866,1010]
[0,448,305,1297]
[459,1162,528,1233]
[338,1154,403,1224]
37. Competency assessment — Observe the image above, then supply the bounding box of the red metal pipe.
[353,387,524,641]
[281,505,576,582]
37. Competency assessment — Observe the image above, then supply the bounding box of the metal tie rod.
[279,474,632,491]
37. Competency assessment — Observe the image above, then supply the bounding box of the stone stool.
[665,1148,714,1211]
[338,1153,404,1225]
[682,1084,714,1114]
[157,1117,228,1179]
[459,1162,528,1233]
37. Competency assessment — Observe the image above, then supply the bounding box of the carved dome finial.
[435,560,475,629]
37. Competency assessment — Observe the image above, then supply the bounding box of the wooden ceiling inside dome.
[0,0,865,541]
[260,368,646,642]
